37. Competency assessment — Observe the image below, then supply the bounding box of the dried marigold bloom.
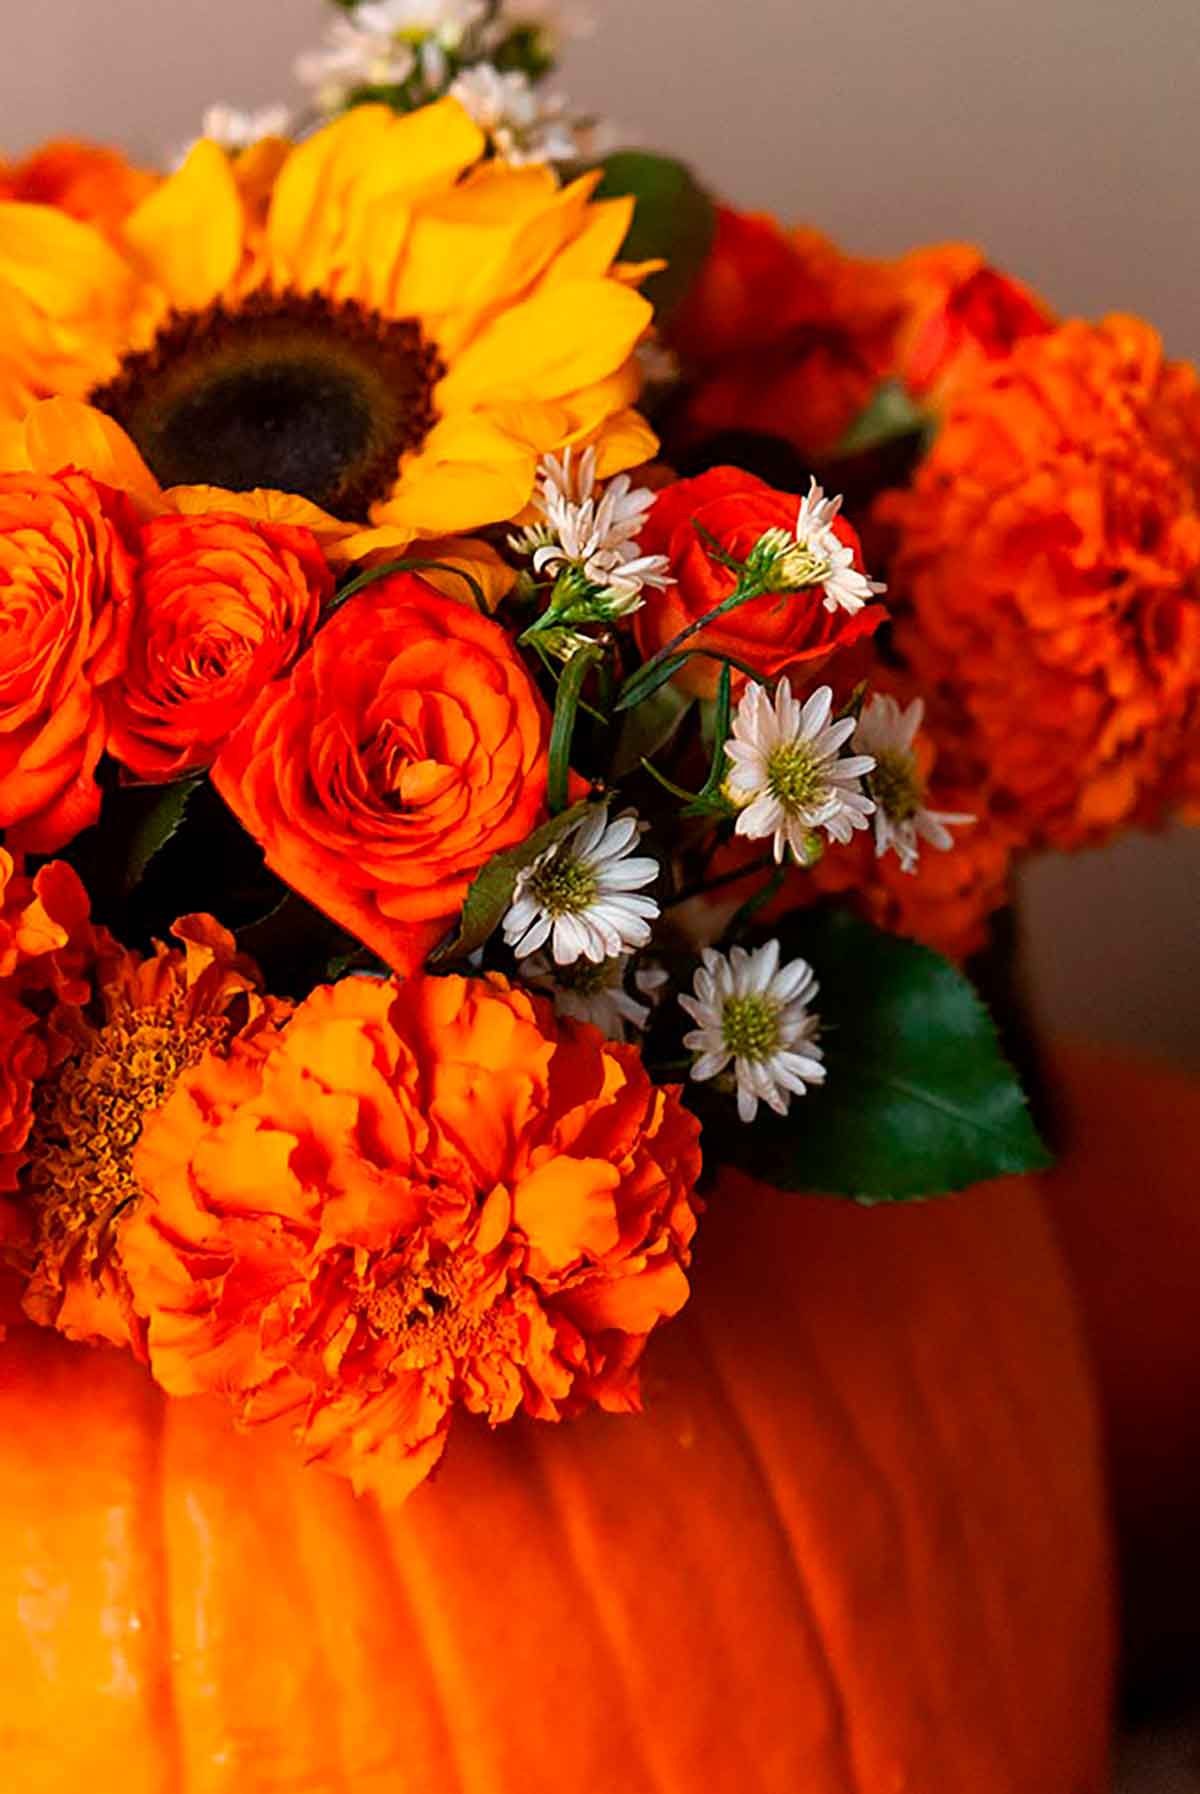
[886,315,1200,849]
[122,973,703,1504]
[11,915,277,1350]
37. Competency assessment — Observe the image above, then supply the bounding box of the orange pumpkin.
[1042,1040,1200,1675]
[0,1173,1112,1794]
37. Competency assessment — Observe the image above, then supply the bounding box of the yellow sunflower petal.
[266,100,485,297]
[15,397,163,503]
[391,165,582,335]
[0,201,136,326]
[165,484,352,546]
[370,413,537,539]
[437,278,653,409]
[538,195,635,284]
[122,141,245,312]
[591,409,661,478]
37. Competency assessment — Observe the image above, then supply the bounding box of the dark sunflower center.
[90,292,444,521]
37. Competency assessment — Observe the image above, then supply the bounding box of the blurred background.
[5,0,1198,1065]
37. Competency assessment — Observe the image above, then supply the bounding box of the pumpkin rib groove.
[146,1378,188,1794]
[350,1491,470,1794]
[683,1323,860,1794]
[359,1483,487,1794]
[520,1422,670,1794]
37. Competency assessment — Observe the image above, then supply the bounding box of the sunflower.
[0,100,656,556]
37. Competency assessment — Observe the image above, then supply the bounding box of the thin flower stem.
[665,853,775,909]
[616,574,765,709]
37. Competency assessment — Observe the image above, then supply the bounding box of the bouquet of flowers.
[1,0,1196,1508]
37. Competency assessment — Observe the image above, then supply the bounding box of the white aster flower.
[450,65,579,163]
[725,680,876,861]
[522,951,666,1039]
[297,21,418,111]
[355,0,485,42]
[853,694,975,874]
[510,448,672,619]
[680,940,826,1124]
[504,806,661,965]
[758,478,886,616]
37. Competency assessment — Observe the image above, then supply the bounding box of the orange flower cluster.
[120,972,702,1503]
[667,208,901,463]
[0,469,332,850]
[1,893,274,1347]
[0,140,156,237]
[886,315,1200,848]
[213,574,554,975]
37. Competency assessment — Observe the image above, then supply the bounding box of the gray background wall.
[5,0,1198,1064]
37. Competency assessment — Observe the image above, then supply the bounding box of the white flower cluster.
[756,478,888,616]
[297,0,595,162]
[510,448,673,624]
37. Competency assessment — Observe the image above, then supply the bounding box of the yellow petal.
[437,278,653,409]
[122,140,245,311]
[266,100,485,297]
[592,408,661,478]
[328,531,517,609]
[18,398,163,504]
[538,194,635,284]
[370,415,537,539]
[165,484,352,545]
[0,201,136,326]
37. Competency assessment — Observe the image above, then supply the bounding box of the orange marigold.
[886,315,1200,849]
[667,208,902,463]
[0,139,156,236]
[0,993,47,1206]
[0,850,94,1000]
[106,511,332,781]
[10,914,276,1350]
[121,973,703,1503]
[890,243,1054,410]
[0,469,136,853]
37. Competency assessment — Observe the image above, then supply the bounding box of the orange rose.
[213,574,554,974]
[0,139,156,236]
[667,209,902,463]
[0,470,135,852]
[122,972,702,1502]
[893,244,1054,408]
[634,467,884,699]
[886,315,1200,848]
[107,512,331,781]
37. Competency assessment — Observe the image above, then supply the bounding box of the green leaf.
[833,379,930,458]
[119,776,203,895]
[591,151,717,319]
[548,642,603,813]
[696,909,1052,1200]
[327,556,487,621]
[431,799,597,964]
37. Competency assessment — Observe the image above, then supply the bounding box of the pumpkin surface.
[0,1173,1112,1794]
[1041,1039,1200,1674]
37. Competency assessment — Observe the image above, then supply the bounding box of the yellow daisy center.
[721,994,781,1062]
[870,748,924,822]
[89,291,444,520]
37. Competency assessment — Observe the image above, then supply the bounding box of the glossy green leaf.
[548,643,603,813]
[431,800,596,964]
[120,776,203,895]
[697,909,1052,1200]
[834,379,930,458]
[592,151,717,318]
